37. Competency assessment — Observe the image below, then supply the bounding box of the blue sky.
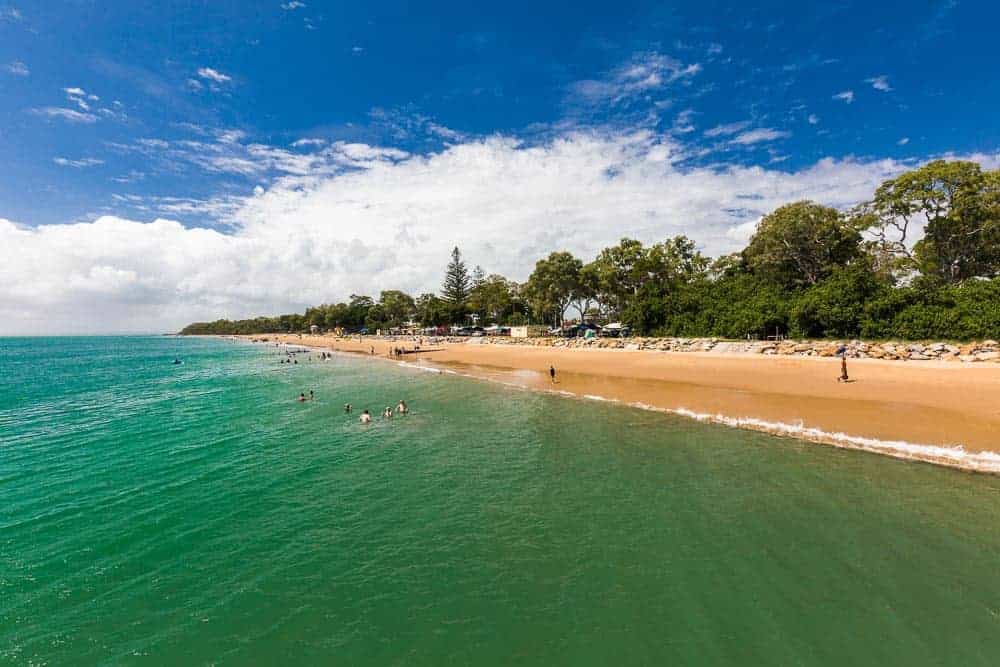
[1,0,998,333]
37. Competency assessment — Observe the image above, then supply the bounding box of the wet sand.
[258,335,1000,472]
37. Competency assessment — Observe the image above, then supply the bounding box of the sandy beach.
[256,334,1000,472]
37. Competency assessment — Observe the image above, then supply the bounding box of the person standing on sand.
[549,365,557,384]
[838,354,849,382]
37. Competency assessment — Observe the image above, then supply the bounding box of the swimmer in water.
[309,390,314,400]
[396,400,408,414]
[345,403,352,413]
[383,406,393,418]
[360,410,372,424]
[298,393,307,402]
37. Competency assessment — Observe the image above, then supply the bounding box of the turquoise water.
[3,337,1000,665]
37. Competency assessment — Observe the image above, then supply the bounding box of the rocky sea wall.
[468,335,1000,362]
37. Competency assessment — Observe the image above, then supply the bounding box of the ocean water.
[3,336,1000,666]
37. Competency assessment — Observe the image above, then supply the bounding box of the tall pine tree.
[441,247,471,312]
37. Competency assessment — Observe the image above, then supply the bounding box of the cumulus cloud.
[866,75,892,92]
[197,67,231,83]
[5,131,995,335]
[833,90,855,103]
[4,60,29,76]
[807,114,819,125]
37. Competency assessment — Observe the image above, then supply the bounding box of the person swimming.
[360,409,372,424]
[172,358,181,365]
[396,400,408,414]
[382,406,393,418]
[297,393,307,402]
[345,403,352,413]
[309,390,314,400]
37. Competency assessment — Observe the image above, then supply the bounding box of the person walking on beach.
[838,354,850,382]
[549,365,557,384]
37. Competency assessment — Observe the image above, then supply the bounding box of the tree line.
[181,160,1000,341]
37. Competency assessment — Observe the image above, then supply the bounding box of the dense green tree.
[592,238,646,319]
[743,201,862,288]
[442,247,471,305]
[571,262,600,321]
[468,274,516,324]
[415,293,449,327]
[377,290,416,327]
[790,262,887,338]
[862,160,1000,283]
[441,247,471,323]
[524,251,583,327]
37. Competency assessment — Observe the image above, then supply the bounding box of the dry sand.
[258,334,1000,472]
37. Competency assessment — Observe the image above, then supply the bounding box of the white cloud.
[866,75,892,92]
[671,109,696,134]
[807,114,819,125]
[197,67,231,83]
[569,52,701,106]
[729,128,790,145]
[280,1,306,8]
[30,107,98,123]
[0,6,21,21]
[292,137,326,148]
[833,90,855,103]
[703,120,751,137]
[4,60,29,76]
[5,131,995,334]
[53,157,104,168]
[898,137,910,146]
[63,86,86,97]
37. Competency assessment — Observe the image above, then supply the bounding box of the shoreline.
[243,334,1000,474]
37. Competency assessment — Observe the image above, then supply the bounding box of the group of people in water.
[347,400,409,424]
[297,394,410,424]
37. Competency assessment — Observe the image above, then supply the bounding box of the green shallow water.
[2,336,1000,665]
